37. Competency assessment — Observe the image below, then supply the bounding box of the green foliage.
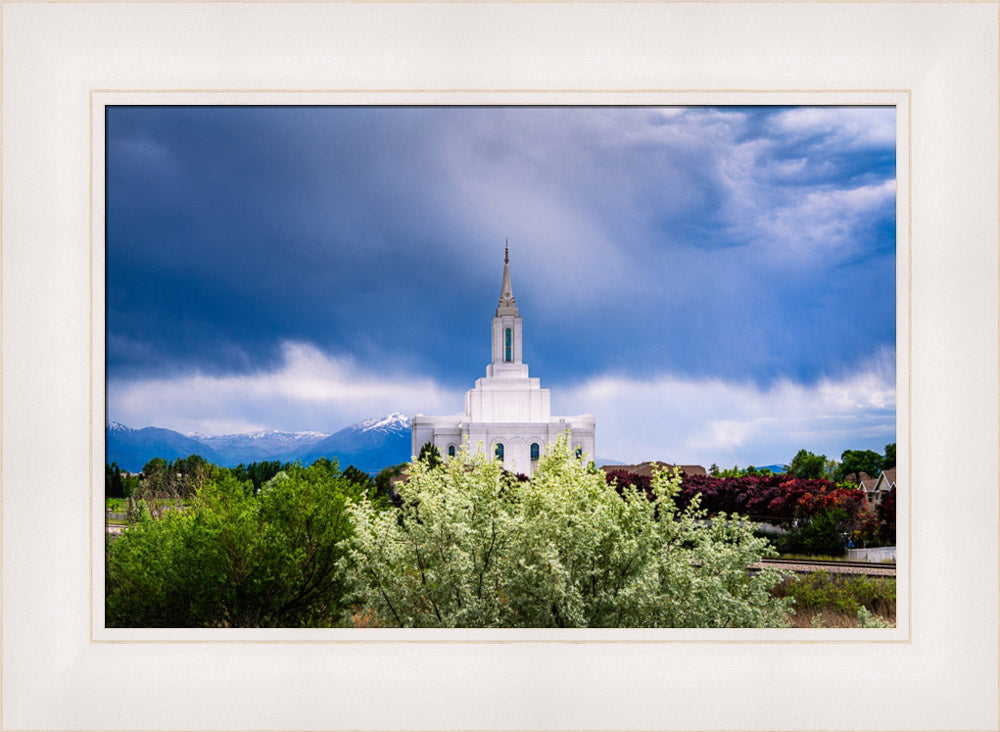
[787,449,829,480]
[106,462,124,498]
[374,462,407,502]
[777,508,849,556]
[106,460,361,627]
[855,606,892,628]
[342,465,374,490]
[773,571,895,617]
[139,454,214,502]
[882,443,896,470]
[229,460,288,491]
[106,497,129,513]
[344,439,791,628]
[711,464,777,478]
[417,441,442,469]
[105,462,139,499]
[835,449,883,484]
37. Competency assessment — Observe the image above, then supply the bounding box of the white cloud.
[554,349,896,467]
[754,179,896,261]
[772,107,896,147]
[110,341,896,471]
[108,341,464,435]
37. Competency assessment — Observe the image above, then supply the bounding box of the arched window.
[504,328,512,362]
[530,443,540,461]
[448,445,456,458]
[495,443,504,461]
[575,444,584,459]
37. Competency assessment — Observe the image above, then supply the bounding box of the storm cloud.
[106,105,896,465]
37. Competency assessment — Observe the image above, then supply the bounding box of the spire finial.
[496,238,517,315]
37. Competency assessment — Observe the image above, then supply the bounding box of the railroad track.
[755,557,896,577]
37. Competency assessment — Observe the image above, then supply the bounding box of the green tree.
[882,443,896,470]
[106,462,125,499]
[344,439,790,628]
[137,454,213,502]
[417,441,442,468]
[141,456,169,488]
[122,472,140,498]
[342,464,374,490]
[835,449,883,484]
[778,508,850,556]
[787,449,828,480]
[714,464,776,478]
[231,460,286,491]
[374,462,407,502]
[106,460,363,627]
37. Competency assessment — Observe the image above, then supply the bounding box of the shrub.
[344,439,791,628]
[773,571,895,618]
[777,508,850,556]
[106,460,367,627]
[677,473,869,528]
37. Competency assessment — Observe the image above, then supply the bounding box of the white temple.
[411,245,596,475]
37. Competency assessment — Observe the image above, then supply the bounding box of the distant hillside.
[105,414,411,474]
[107,422,225,471]
[189,429,329,465]
[296,413,412,473]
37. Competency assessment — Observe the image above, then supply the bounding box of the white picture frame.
[2,2,996,729]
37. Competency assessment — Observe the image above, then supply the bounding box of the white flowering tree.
[344,438,791,628]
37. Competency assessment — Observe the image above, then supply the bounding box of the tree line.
[612,443,897,556]
[710,443,895,483]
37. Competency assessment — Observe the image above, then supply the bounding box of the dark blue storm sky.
[106,105,896,465]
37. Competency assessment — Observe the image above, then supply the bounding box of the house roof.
[859,467,896,492]
[857,472,879,491]
[875,467,896,491]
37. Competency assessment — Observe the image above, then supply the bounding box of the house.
[858,467,896,507]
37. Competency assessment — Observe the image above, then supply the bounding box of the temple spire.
[497,240,517,315]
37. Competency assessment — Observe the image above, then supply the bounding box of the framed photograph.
[2,2,997,730]
[98,99,901,638]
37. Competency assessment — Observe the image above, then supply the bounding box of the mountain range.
[106,413,412,474]
[107,414,684,476]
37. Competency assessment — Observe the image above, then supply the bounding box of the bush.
[777,508,850,556]
[106,460,367,627]
[677,473,869,529]
[773,571,895,617]
[344,439,791,628]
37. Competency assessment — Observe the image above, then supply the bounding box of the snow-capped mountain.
[106,422,226,471]
[106,414,412,474]
[296,413,411,473]
[353,412,410,434]
[189,429,331,464]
